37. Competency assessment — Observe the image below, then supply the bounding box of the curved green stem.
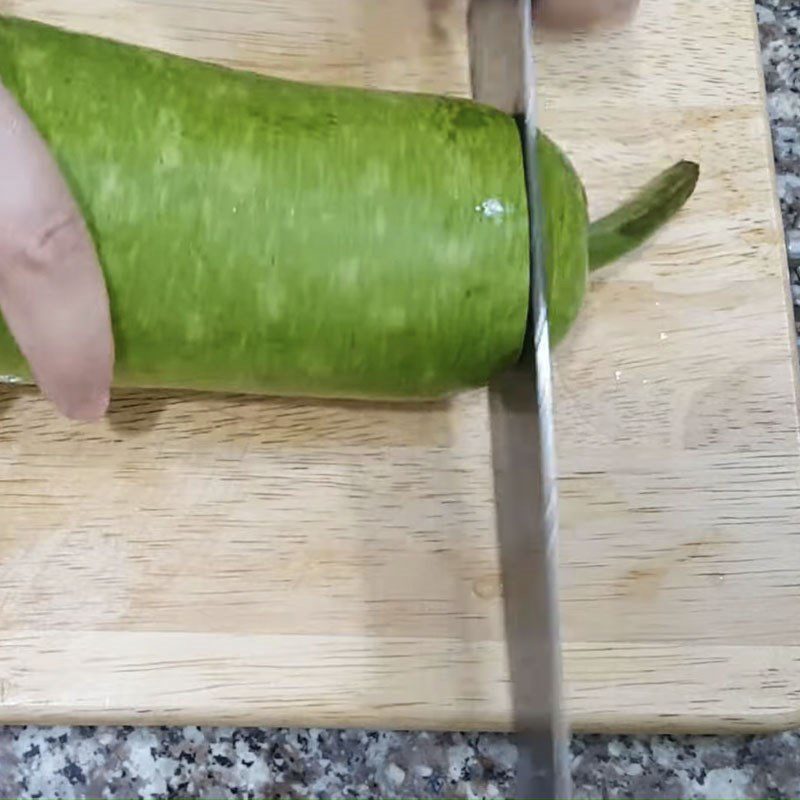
[588,160,700,272]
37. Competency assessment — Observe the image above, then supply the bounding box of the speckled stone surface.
[760,1,800,234]
[762,0,800,347]
[5,728,800,799]
[1,3,799,799]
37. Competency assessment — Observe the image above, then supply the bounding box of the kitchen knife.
[466,1,570,797]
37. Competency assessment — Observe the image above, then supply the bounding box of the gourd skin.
[0,17,694,402]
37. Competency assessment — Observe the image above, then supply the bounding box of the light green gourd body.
[0,17,694,400]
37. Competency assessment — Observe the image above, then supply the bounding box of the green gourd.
[0,17,698,400]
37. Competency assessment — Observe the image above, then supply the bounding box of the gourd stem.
[588,160,700,272]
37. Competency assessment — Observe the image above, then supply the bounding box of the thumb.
[0,82,114,420]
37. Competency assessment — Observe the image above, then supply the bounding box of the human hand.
[0,82,113,420]
[535,0,639,29]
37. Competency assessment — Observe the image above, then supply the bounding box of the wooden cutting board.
[1,0,798,734]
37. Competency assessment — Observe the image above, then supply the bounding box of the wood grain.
[0,0,798,732]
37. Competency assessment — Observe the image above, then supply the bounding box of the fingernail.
[57,387,111,422]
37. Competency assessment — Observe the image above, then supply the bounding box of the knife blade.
[466,1,570,797]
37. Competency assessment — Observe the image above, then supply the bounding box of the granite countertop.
[1,2,799,798]
[4,727,800,800]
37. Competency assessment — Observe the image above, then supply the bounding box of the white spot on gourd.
[475,197,506,219]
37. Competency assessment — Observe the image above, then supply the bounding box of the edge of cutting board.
[4,635,800,733]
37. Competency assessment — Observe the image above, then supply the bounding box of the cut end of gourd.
[587,160,700,272]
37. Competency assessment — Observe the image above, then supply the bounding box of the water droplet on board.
[472,574,501,599]
[660,332,668,341]
[614,370,622,382]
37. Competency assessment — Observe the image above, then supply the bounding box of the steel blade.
[467,1,570,797]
